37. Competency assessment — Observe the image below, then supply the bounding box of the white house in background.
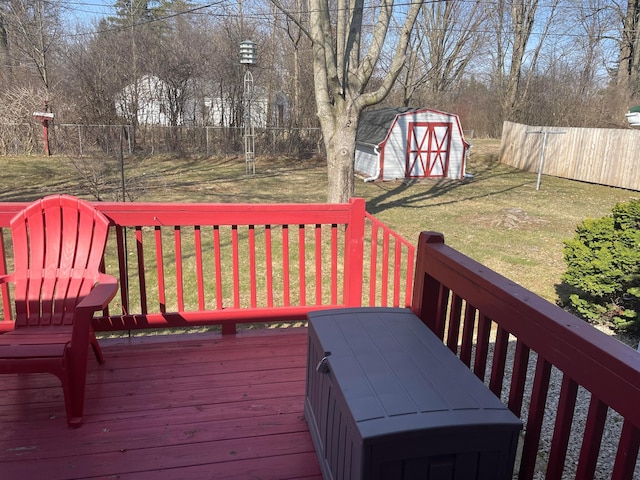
[355,107,470,181]
[204,93,269,128]
[117,75,285,128]
[116,75,184,126]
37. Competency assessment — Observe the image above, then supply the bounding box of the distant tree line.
[1,0,640,148]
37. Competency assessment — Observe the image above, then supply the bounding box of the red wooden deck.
[0,328,322,480]
[1,201,638,478]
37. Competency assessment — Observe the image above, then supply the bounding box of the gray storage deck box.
[305,307,522,480]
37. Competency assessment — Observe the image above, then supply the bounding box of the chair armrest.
[70,274,118,348]
[76,273,119,312]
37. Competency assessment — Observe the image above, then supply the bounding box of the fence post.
[525,129,566,190]
[343,198,366,306]
[411,231,446,333]
[78,125,83,156]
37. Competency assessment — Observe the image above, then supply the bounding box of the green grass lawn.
[1,139,637,306]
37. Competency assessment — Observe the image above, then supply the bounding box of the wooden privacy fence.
[500,121,640,191]
[0,199,415,334]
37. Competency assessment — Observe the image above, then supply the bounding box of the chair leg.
[60,374,84,427]
[63,348,90,427]
[89,331,105,364]
[61,329,105,427]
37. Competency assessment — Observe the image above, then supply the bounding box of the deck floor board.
[0,328,322,480]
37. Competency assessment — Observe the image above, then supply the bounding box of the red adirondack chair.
[0,195,118,427]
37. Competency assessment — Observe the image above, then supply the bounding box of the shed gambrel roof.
[356,107,421,147]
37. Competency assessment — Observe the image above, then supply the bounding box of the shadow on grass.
[135,162,326,204]
[135,155,323,186]
[365,160,535,215]
[0,179,84,203]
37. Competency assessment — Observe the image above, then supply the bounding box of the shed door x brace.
[405,122,452,178]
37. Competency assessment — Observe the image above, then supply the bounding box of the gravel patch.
[473,338,640,479]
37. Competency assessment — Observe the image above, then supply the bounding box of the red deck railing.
[0,198,415,334]
[412,231,640,480]
[1,200,638,478]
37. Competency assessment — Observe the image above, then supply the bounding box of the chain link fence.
[0,123,323,158]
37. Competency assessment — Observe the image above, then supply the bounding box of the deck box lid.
[308,307,522,439]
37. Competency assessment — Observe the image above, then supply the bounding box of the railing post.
[343,198,366,306]
[411,231,445,332]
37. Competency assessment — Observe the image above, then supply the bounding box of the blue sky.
[62,0,229,26]
[63,0,116,25]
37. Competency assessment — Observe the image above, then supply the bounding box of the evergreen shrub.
[561,199,640,333]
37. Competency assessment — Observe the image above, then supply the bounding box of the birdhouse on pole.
[33,111,54,156]
[240,40,257,175]
[239,40,257,66]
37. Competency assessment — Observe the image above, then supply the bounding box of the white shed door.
[405,122,451,178]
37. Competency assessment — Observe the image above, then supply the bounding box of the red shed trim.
[405,122,453,178]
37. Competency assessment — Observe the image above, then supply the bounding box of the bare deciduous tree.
[273,0,423,202]
[2,0,61,98]
[618,0,640,95]
[487,0,560,121]
[573,0,613,96]
[279,0,308,127]
[62,30,123,125]
[0,86,43,154]
[398,0,488,107]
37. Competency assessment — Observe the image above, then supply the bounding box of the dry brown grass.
[0,140,637,305]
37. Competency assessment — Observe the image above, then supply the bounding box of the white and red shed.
[355,107,470,181]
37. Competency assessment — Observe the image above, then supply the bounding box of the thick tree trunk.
[322,113,358,203]
[301,0,422,203]
[502,0,537,120]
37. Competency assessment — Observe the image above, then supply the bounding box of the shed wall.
[355,109,467,181]
[381,110,467,181]
[354,143,379,179]
[380,114,411,180]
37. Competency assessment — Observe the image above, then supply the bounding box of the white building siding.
[354,143,379,178]
[356,108,468,182]
[380,114,411,180]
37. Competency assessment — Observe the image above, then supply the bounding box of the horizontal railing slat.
[92,305,344,331]
[98,202,361,226]
[0,202,362,226]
